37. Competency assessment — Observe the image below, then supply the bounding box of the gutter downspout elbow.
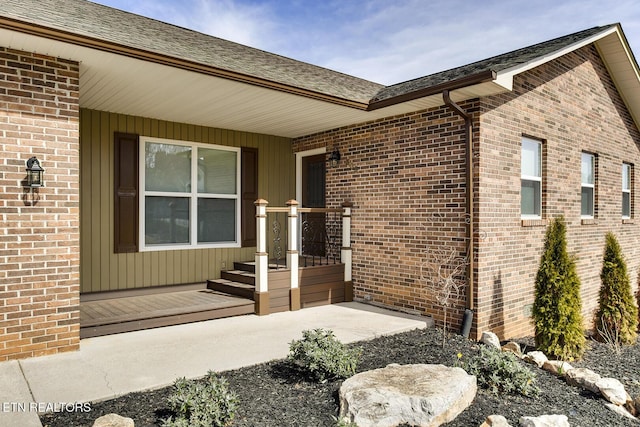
[442,90,475,315]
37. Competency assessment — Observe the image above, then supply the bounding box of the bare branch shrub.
[420,246,467,347]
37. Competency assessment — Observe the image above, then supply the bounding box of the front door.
[301,153,326,257]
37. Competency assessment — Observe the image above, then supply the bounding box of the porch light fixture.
[328,147,341,168]
[26,156,44,188]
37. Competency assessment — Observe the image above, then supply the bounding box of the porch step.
[207,278,255,300]
[221,269,256,285]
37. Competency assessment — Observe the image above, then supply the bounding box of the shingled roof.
[1,0,639,136]
[370,25,619,104]
[0,0,384,103]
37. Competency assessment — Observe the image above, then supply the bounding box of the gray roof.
[371,25,617,103]
[0,0,384,103]
[0,1,625,108]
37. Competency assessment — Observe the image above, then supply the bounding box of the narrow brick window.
[521,137,542,218]
[622,162,632,219]
[581,152,595,218]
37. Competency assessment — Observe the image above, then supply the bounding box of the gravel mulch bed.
[41,328,640,427]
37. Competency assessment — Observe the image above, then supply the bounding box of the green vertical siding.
[80,109,295,293]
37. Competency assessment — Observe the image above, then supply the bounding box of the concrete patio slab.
[1,302,428,427]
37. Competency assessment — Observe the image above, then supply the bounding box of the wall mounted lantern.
[328,147,341,168]
[26,156,44,188]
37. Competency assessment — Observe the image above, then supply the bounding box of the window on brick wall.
[581,152,595,218]
[622,162,633,219]
[521,137,542,218]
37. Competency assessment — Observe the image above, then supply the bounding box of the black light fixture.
[328,147,341,168]
[26,156,44,188]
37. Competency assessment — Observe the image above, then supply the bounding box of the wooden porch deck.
[80,284,254,338]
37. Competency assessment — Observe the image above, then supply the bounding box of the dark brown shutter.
[114,132,139,253]
[241,147,258,247]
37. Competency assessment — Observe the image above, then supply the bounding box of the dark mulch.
[40,328,640,427]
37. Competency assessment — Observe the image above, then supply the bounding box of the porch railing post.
[255,199,269,315]
[287,200,300,310]
[341,201,354,301]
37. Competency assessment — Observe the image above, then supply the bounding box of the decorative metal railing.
[254,199,353,295]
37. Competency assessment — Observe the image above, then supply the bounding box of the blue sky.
[93,0,640,85]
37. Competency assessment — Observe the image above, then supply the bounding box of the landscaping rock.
[523,351,548,368]
[501,342,523,358]
[339,363,476,427]
[565,367,602,394]
[481,331,501,350]
[542,360,574,376]
[519,414,569,427]
[92,413,134,427]
[596,377,631,406]
[480,414,513,426]
[604,403,639,422]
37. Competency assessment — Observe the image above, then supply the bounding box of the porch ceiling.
[0,27,508,139]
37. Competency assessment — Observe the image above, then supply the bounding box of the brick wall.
[476,45,640,339]
[0,48,80,360]
[293,44,640,340]
[293,106,476,330]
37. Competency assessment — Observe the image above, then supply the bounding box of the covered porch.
[80,200,353,338]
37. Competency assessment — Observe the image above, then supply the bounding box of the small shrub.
[532,216,586,360]
[595,232,638,345]
[162,371,238,427]
[288,328,361,381]
[459,346,539,397]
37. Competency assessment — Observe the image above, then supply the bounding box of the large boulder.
[519,414,569,427]
[339,364,476,427]
[481,331,501,350]
[92,413,134,427]
[565,367,602,394]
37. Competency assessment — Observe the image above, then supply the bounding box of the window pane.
[197,198,236,243]
[521,179,541,216]
[581,153,594,185]
[197,148,237,194]
[623,192,631,217]
[581,187,594,216]
[521,138,541,177]
[622,163,631,191]
[145,142,191,192]
[145,197,190,245]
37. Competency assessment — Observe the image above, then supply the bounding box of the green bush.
[594,232,638,345]
[162,371,238,427]
[459,346,539,397]
[532,216,586,360]
[288,328,361,381]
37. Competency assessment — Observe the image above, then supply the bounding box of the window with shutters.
[140,137,241,250]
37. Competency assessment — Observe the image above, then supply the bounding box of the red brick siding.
[476,45,640,339]
[0,48,80,360]
[293,107,476,330]
[294,44,640,340]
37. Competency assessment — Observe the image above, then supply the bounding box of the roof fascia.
[493,26,620,90]
[0,16,370,111]
[366,69,497,111]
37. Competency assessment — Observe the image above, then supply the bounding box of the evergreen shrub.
[532,216,585,360]
[595,232,638,345]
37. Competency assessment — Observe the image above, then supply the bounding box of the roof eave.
[366,69,497,111]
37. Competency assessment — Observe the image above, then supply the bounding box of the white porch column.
[286,200,299,288]
[255,199,269,294]
[341,201,353,282]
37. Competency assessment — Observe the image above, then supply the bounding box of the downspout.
[443,90,475,337]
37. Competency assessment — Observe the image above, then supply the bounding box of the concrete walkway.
[0,302,428,427]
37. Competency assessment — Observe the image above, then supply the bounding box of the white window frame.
[622,162,632,219]
[139,136,241,251]
[581,152,595,219]
[521,137,542,219]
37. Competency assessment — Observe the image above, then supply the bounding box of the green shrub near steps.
[162,371,238,427]
[288,328,361,381]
